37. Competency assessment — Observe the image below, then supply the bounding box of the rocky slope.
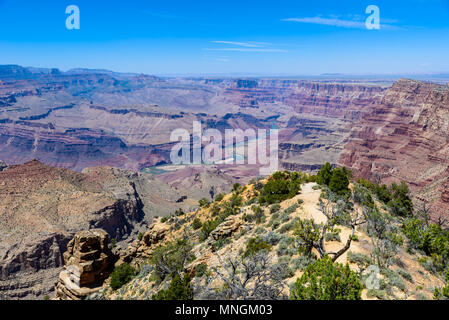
[340,79,449,220]
[0,160,197,299]
[69,178,445,301]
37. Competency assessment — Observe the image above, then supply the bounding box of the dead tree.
[199,251,287,300]
[296,192,365,262]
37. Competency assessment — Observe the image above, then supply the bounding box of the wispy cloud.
[204,48,287,53]
[282,16,400,30]
[211,41,270,48]
[206,40,287,53]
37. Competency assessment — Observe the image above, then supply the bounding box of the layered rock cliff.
[340,79,449,220]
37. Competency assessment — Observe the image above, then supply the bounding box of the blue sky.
[0,0,448,75]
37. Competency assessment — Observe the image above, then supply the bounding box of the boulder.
[210,215,243,240]
[142,223,170,247]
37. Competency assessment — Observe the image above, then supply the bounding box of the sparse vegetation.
[244,237,272,257]
[110,263,136,290]
[365,207,403,268]
[150,238,195,282]
[101,170,444,301]
[290,256,362,300]
[152,274,193,300]
[192,218,203,230]
[199,198,210,208]
[402,213,449,272]
[270,203,281,214]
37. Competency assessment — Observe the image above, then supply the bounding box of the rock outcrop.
[141,223,170,247]
[210,215,243,240]
[54,229,115,300]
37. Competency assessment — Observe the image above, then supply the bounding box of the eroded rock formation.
[54,229,115,300]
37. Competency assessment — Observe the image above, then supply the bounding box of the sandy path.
[298,183,327,224]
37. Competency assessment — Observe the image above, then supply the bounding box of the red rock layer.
[224,80,386,121]
[340,79,449,219]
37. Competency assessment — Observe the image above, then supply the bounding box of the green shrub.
[214,193,224,202]
[251,205,265,224]
[229,193,243,208]
[232,183,242,192]
[195,263,208,278]
[267,213,280,227]
[294,219,321,257]
[328,168,350,196]
[381,268,407,292]
[255,226,265,234]
[199,198,210,208]
[284,203,300,215]
[199,219,221,241]
[347,252,373,270]
[388,182,413,217]
[152,274,193,300]
[402,217,449,271]
[192,218,203,230]
[397,268,413,283]
[316,162,333,186]
[110,263,136,290]
[367,289,387,299]
[325,232,341,242]
[244,237,271,257]
[291,255,316,272]
[277,236,296,256]
[270,203,281,214]
[290,256,362,300]
[262,231,282,245]
[259,171,301,205]
[215,237,232,250]
[434,268,449,299]
[278,218,299,234]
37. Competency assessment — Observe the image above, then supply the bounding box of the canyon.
[1,65,449,299]
[0,65,388,180]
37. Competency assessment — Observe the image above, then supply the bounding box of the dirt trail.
[298,183,326,224]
